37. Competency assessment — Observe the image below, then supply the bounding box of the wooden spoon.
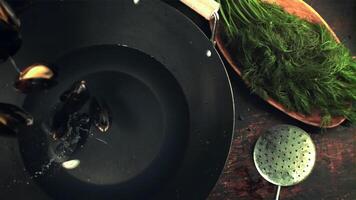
[215,0,349,128]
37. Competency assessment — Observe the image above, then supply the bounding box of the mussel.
[48,112,91,163]
[0,115,18,136]
[50,80,90,140]
[89,97,112,133]
[59,80,90,113]
[0,0,21,61]
[60,80,88,102]
[0,103,33,136]
[14,63,57,93]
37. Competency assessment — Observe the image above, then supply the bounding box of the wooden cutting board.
[215,0,348,128]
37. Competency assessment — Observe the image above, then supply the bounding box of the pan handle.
[180,0,220,44]
[180,0,219,20]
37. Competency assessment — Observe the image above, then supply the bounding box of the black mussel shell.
[49,113,91,159]
[0,103,33,136]
[14,64,56,93]
[51,81,90,140]
[0,19,21,61]
[60,80,88,102]
[0,103,33,125]
[89,97,111,133]
[0,1,21,61]
[14,78,57,93]
[60,80,90,113]
[50,110,69,140]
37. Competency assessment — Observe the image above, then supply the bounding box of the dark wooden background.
[165,0,356,199]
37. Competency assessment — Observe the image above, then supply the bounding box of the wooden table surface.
[165,0,356,199]
[210,0,356,199]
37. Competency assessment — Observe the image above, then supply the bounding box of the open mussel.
[0,0,21,61]
[0,103,33,136]
[14,63,57,93]
[89,97,112,133]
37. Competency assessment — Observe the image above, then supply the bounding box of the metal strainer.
[253,124,316,200]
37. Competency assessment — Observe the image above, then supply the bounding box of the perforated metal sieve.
[253,124,316,200]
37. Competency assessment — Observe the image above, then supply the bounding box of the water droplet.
[206,50,212,57]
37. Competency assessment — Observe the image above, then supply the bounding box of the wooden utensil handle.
[180,0,220,20]
[0,0,10,23]
[0,0,20,27]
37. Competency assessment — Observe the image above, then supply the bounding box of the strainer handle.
[275,185,281,200]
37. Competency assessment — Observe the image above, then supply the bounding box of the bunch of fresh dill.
[218,0,356,126]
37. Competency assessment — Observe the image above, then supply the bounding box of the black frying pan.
[0,0,234,199]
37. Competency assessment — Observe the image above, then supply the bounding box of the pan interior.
[18,45,190,199]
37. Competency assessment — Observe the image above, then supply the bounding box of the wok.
[0,0,234,199]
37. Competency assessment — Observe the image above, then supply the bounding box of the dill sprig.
[218,0,356,126]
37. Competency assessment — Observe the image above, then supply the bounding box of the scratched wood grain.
[207,86,356,200]
[206,0,356,199]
